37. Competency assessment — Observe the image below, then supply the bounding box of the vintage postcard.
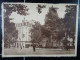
[2,3,78,57]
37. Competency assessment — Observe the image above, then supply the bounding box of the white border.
[1,2,79,57]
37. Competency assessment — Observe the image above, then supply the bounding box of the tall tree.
[30,21,42,44]
[44,6,64,47]
[64,5,77,47]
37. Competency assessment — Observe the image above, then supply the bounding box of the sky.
[9,3,67,25]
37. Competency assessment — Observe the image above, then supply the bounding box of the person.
[32,43,36,52]
[62,37,69,50]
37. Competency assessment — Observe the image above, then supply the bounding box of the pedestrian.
[62,37,69,50]
[33,43,36,52]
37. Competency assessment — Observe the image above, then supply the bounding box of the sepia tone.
[2,3,78,57]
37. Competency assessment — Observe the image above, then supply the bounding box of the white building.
[15,19,35,48]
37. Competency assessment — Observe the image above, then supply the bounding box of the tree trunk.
[51,35,53,47]
[72,37,75,48]
[9,43,10,48]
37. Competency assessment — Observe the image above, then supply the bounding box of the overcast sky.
[9,3,67,25]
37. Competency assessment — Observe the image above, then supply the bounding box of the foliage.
[45,7,63,39]
[41,25,51,37]
[43,6,63,47]
[64,5,77,47]
[37,4,46,14]
[30,22,42,43]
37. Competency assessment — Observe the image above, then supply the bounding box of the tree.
[37,4,46,14]
[64,5,77,47]
[30,21,42,44]
[41,25,51,37]
[4,4,29,48]
[44,6,64,47]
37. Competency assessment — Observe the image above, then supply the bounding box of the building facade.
[15,19,34,48]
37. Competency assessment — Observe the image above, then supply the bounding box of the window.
[22,34,25,38]
[24,23,26,26]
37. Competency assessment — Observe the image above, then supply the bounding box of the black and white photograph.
[2,3,78,57]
